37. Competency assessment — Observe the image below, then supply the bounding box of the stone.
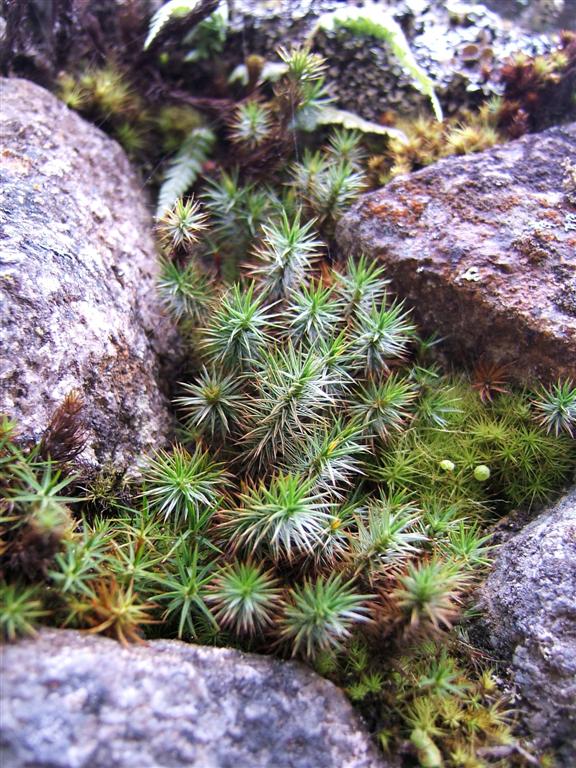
[336,122,576,383]
[0,629,387,768]
[0,77,179,470]
[477,489,576,766]
[484,0,576,32]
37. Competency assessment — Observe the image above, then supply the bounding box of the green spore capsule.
[474,464,491,482]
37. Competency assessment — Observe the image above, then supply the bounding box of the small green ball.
[474,464,491,482]
[439,459,455,472]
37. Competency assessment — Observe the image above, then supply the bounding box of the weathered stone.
[337,123,576,383]
[0,629,387,768]
[0,77,179,470]
[484,0,576,32]
[477,489,576,766]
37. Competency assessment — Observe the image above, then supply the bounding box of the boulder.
[0,629,387,768]
[0,77,179,470]
[477,489,576,765]
[337,122,576,383]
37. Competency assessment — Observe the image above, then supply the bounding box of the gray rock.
[0,629,387,768]
[336,122,576,383]
[483,0,576,32]
[477,489,576,765]
[0,77,179,470]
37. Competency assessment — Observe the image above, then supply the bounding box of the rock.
[484,0,576,32]
[224,0,558,121]
[0,77,179,470]
[336,123,576,383]
[0,629,387,768]
[477,489,576,766]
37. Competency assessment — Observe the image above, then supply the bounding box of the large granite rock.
[478,489,576,765]
[0,77,179,470]
[337,122,576,383]
[0,629,386,768]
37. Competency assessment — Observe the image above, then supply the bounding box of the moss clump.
[2,176,575,763]
[11,36,576,768]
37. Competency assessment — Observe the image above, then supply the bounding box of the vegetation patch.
[2,7,576,767]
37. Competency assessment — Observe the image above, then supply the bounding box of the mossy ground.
[2,17,576,768]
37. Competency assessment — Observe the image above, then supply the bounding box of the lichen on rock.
[0,628,388,768]
[337,122,576,382]
[0,77,180,471]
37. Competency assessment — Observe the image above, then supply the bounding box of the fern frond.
[157,127,216,216]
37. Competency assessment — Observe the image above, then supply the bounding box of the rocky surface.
[478,488,576,766]
[0,629,387,768]
[484,0,576,31]
[0,77,179,470]
[337,122,576,383]
[227,0,558,120]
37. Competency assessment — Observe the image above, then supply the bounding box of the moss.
[19,35,576,768]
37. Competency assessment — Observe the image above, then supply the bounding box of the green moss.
[20,39,576,768]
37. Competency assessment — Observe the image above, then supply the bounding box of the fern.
[156,127,216,216]
[310,4,443,122]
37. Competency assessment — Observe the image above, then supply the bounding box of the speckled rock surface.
[0,629,387,768]
[0,77,179,470]
[484,0,576,31]
[477,489,576,766]
[227,0,557,120]
[337,122,576,382]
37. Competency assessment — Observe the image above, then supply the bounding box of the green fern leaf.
[144,0,204,50]
[310,4,443,122]
[156,127,216,216]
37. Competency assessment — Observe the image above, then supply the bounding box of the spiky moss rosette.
[5,38,576,768]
